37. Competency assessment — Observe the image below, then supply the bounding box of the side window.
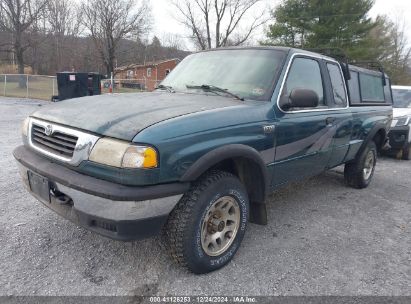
[127,70,134,79]
[327,63,347,107]
[359,73,384,102]
[348,71,361,104]
[281,57,325,110]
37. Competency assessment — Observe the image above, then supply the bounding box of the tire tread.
[164,170,236,269]
[344,141,377,189]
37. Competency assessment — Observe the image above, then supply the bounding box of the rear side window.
[348,71,361,103]
[327,63,347,107]
[281,57,325,109]
[359,73,385,102]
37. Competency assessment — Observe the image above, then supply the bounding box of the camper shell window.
[347,65,392,106]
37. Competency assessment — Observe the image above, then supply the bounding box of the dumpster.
[52,72,103,102]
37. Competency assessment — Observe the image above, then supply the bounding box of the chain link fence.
[0,74,161,100]
[0,74,57,100]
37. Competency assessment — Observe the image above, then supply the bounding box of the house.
[115,58,180,91]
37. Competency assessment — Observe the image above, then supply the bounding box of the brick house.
[115,58,180,91]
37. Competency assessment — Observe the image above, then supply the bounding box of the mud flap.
[249,202,267,225]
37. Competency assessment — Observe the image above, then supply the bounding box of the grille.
[31,124,78,158]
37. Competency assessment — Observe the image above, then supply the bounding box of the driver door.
[273,55,335,186]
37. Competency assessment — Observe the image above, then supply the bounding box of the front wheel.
[344,141,377,189]
[165,170,249,274]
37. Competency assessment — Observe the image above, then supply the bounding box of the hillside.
[0,32,190,76]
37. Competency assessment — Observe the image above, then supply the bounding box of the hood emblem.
[45,125,53,136]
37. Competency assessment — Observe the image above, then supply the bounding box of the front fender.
[358,121,388,155]
[181,144,268,185]
[181,144,270,225]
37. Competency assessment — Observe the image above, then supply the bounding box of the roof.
[194,46,386,71]
[115,58,180,71]
[193,46,340,62]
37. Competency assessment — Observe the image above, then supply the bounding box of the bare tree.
[47,0,82,72]
[385,18,411,84]
[161,33,186,50]
[26,0,51,74]
[369,16,411,84]
[173,0,266,50]
[0,0,49,85]
[81,0,151,76]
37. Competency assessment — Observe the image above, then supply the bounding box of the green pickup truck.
[14,47,393,273]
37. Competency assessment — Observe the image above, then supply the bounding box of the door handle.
[326,117,336,126]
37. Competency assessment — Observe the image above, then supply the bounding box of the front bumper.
[13,145,189,241]
[388,125,410,150]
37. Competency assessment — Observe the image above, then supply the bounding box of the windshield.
[392,88,411,108]
[161,49,286,101]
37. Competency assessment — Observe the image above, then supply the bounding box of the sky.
[150,0,411,50]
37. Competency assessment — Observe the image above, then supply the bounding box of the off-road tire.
[164,170,249,274]
[402,144,410,160]
[344,141,377,189]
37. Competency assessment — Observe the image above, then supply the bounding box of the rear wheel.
[344,141,377,189]
[165,170,249,274]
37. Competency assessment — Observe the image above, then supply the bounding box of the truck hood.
[31,92,241,140]
[393,108,411,118]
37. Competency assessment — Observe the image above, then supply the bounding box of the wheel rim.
[363,150,375,180]
[201,196,241,257]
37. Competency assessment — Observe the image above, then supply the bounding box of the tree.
[47,0,83,72]
[264,0,411,84]
[173,0,266,50]
[161,33,186,50]
[81,0,151,76]
[263,0,310,48]
[374,17,411,85]
[144,36,162,63]
[25,4,48,74]
[0,0,49,85]
[264,0,381,61]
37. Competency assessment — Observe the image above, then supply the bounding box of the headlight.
[21,117,30,137]
[395,116,410,127]
[89,138,158,169]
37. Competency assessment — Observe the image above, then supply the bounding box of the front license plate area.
[28,171,50,203]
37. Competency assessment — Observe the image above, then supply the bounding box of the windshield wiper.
[186,84,244,101]
[157,84,175,93]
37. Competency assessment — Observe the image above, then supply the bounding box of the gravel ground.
[0,97,410,296]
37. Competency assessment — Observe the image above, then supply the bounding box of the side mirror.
[288,89,319,109]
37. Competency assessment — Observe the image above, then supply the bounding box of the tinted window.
[281,57,324,110]
[359,73,384,102]
[327,63,347,107]
[348,71,361,103]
